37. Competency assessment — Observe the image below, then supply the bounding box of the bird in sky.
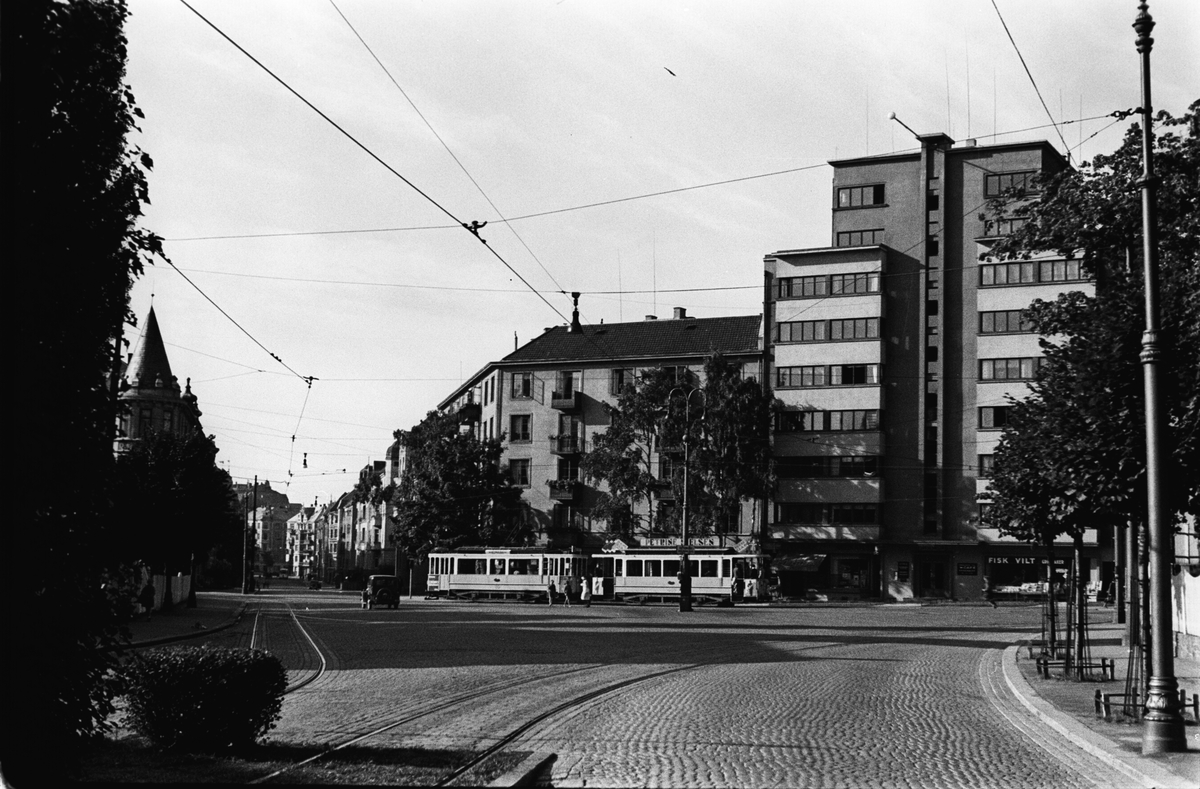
[664,67,676,76]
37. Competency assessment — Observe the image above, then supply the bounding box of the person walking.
[564,577,573,608]
[582,576,592,608]
[547,579,556,606]
[138,582,156,621]
[983,575,998,608]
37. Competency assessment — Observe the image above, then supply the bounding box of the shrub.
[124,646,287,751]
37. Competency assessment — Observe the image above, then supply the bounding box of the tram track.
[248,606,770,786]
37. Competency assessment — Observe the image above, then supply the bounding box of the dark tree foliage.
[113,431,242,577]
[584,355,777,536]
[981,101,1199,543]
[390,411,529,560]
[6,1,164,780]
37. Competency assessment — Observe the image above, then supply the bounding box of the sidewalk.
[1006,610,1200,788]
[121,590,248,648]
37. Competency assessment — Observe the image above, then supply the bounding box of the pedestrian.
[138,582,156,621]
[564,577,573,607]
[983,575,998,608]
[361,587,370,609]
[547,579,556,606]
[582,576,592,608]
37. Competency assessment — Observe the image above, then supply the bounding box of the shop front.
[773,548,880,600]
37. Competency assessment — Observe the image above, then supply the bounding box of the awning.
[774,554,827,572]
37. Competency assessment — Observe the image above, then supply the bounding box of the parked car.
[366,575,399,609]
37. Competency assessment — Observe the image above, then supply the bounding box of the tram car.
[593,545,771,604]
[428,544,771,604]
[427,548,587,601]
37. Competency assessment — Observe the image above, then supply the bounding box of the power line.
[178,0,570,328]
[988,0,1072,162]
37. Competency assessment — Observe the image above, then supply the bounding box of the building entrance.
[914,557,950,598]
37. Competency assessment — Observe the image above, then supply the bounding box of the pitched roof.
[128,307,174,386]
[500,314,761,366]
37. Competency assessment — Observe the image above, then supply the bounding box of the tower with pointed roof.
[114,307,203,454]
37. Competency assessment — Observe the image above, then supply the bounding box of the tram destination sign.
[643,536,721,548]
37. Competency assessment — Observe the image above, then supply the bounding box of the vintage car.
[366,574,399,609]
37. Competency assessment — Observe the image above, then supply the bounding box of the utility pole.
[1133,1,1186,754]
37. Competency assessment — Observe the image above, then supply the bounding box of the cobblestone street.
[217,593,1164,787]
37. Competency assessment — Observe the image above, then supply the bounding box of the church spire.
[128,306,175,389]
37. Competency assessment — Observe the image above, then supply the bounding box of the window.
[928,237,939,256]
[774,320,826,343]
[979,310,1034,334]
[829,272,880,295]
[983,217,1028,237]
[775,364,879,388]
[555,370,581,398]
[611,367,634,395]
[928,194,940,211]
[775,503,878,524]
[777,455,880,478]
[828,409,880,431]
[984,170,1037,197]
[980,259,1083,286]
[979,406,1013,429]
[836,229,884,247]
[979,357,1043,381]
[776,275,828,299]
[978,454,995,477]
[557,458,579,482]
[828,317,879,340]
[837,184,886,208]
[510,414,532,442]
[510,459,531,486]
[511,372,533,398]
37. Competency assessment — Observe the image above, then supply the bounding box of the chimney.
[569,292,582,333]
[673,307,688,320]
[645,315,658,321]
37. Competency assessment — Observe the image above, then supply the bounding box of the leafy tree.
[584,355,777,537]
[390,411,529,560]
[983,101,1199,535]
[981,102,1199,658]
[7,1,164,781]
[113,431,242,578]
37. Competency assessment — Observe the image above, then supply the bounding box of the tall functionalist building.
[764,132,1100,601]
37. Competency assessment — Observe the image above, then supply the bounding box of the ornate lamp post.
[1133,1,1187,754]
[669,386,706,613]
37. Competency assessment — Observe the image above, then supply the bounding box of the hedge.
[124,646,287,751]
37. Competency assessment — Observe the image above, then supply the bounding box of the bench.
[1095,688,1200,723]
[1037,655,1115,681]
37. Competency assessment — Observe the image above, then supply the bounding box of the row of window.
[511,367,698,400]
[979,406,1013,429]
[979,357,1044,381]
[836,229,884,247]
[979,259,1084,286]
[777,455,880,479]
[775,503,878,524]
[776,409,881,432]
[979,309,1034,334]
[774,272,881,299]
[774,317,880,343]
[833,170,1035,214]
[775,364,880,389]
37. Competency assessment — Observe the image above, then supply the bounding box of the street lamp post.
[1132,1,1187,754]
[669,386,706,613]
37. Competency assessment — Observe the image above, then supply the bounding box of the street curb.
[1001,645,1196,789]
[486,750,556,787]
[120,603,249,650]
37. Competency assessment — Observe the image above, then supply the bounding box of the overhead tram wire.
[178,0,570,328]
[328,0,567,298]
[988,0,1072,162]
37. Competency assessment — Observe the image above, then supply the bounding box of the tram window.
[722,559,731,577]
[646,560,662,577]
[489,559,506,575]
[701,560,718,577]
[509,559,536,575]
[614,560,624,577]
[626,560,643,577]
[458,559,485,574]
[664,560,680,576]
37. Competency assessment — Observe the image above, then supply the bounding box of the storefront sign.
[642,536,721,548]
[956,563,978,576]
[986,556,1069,566]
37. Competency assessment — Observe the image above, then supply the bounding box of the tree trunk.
[1045,545,1058,656]
[1074,533,1086,670]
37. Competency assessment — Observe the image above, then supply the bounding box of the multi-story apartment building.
[252,503,300,575]
[764,132,1099,601]
[438,307,763,550]
[286,506,317,578]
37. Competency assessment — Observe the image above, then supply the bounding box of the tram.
[427,543,771,604]
[426,548,587,601]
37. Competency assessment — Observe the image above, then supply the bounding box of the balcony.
[551,390,582,411]
[547,479,578,501]
[549,434,584,455]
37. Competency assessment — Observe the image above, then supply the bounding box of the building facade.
[438,307,764,550]
[764,133,1101,601]
[114,307,202,454]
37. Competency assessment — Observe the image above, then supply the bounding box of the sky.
[122,0,1199,508]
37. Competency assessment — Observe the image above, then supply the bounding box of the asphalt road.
[211,590,1138,788]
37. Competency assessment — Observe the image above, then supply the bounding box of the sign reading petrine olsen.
[957,563,979,576]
